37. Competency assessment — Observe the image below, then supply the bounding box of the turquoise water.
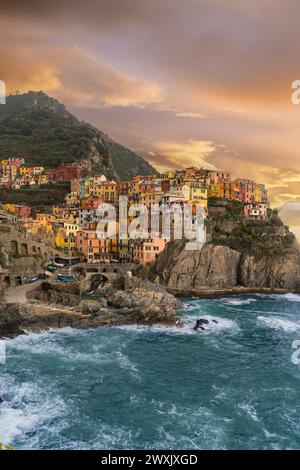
[1,294,300,449]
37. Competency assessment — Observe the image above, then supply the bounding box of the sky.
[0,0,300,228]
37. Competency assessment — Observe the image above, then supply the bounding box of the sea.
[1,293,300,450]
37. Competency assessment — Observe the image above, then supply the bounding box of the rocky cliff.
[0,91,158,180]
[142,203,300,291]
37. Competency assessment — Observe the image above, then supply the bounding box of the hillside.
[141,201,300,291]
[0,91,158,180]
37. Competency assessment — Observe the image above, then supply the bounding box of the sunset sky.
[1,0,300,223]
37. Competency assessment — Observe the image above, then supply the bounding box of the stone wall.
[0,226,63,288]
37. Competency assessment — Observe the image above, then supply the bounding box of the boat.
[57,274,77,282]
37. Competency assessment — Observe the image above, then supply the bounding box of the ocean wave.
[238,403,260,422]
[257,316,300,332]
[3,329,139,380]
[183,314,239,335]
[0,375,68,447]
[224,298,257,306]
[281,293,300,302]
[149,399,228,450]
[115,314,239,336]
[253,292,300,303]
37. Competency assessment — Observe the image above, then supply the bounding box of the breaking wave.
[1,294,300,450]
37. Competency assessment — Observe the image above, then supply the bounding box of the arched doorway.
[4,276,11,287]
[15,276,22,286]
[10,240,18,256]
[21,243,28,256]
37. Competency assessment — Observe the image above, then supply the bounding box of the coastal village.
[0,157,269,266]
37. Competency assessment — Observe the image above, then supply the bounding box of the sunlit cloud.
[1,0,300,213]
[146,139,217,172]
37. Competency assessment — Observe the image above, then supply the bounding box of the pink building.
[209,171,231,184]
[244,203,268,220]
[236,179,256,203]
[14,205,32,219]
[132,238,169,265]
[8,157,25,168]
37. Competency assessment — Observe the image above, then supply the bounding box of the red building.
[236,178,256,203]
[8,157,25,168]
[14,205,32,219]
[47,163,84,182]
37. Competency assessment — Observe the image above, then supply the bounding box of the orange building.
[132,238,169,265]
[76,229,118,261]
[219,181,240,200]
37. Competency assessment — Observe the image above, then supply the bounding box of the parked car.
[26,276,39,284]
[46,264,57,272]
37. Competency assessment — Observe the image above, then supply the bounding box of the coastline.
[2,286,300,450]
[167,286,293,298]
[0,284,296,339]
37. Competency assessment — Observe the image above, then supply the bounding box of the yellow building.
[64,221,79,238]
[55,226,77,255]
[179,183,208,211]
[219,181,240,201]
[5,203,16,214]
[139,192,163,208]
[208,183,221,198]
[19,167,29,176]
[1,160,9,168]
[96,181,118,203]
[66,192,80,206]
[38,174,48,185]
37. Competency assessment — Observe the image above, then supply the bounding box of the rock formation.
[0,275,183,337]
[142,204,300,291]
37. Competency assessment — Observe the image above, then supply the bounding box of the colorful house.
[244,203,268,220]
[131,238,169,265]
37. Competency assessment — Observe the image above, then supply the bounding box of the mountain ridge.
[0,91,158,180]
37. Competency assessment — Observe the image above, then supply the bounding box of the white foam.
[253,292,300,303]
[0,376,68,447]
[225,298,257,306]
[115,314,239,336]
[238,403,260,422]
[281,293,300,302]
[148,399,228,449]
[183,314,239,335]
[257,316,300,332]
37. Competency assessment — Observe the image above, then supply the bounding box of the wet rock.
[1,274,184,337]
[27,281,81,306]
[193,318,218,331]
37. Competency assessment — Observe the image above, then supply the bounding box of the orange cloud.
[146,139,217,172]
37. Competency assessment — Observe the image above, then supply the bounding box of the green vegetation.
[0,182,70,207]
[0,91,157,179]
[208,197,244,220]
[209,200,296,257]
